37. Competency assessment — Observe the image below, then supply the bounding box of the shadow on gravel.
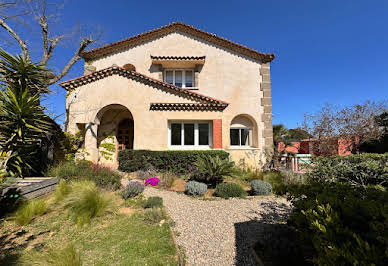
[234,200,310,266]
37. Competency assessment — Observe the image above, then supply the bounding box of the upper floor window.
[164,69,194,88]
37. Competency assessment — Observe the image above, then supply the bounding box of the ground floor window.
[169,122,211,147]
[230,128,252,147]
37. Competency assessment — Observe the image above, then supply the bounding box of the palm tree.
[0,50,53,176]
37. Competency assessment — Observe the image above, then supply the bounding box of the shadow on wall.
[234,201,310,266]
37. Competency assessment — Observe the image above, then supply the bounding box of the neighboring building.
[278,137,359,156]
[60,22,275,167]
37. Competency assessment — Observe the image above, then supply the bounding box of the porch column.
[212,119,222,149]
[85,122,99,163]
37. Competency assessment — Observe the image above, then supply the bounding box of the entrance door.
[117,119,134,151]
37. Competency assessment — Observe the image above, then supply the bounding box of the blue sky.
[5,0,388,128]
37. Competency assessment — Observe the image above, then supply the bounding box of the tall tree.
[0,0,100,85]
[303,101,388,154]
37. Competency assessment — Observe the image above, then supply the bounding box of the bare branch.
[48,38,93,85]
[0,17,29,60]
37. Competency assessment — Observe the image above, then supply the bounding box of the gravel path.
[144,188,292,266]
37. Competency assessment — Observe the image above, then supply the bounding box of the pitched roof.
[81,22,275,63]
[59,66,229,109]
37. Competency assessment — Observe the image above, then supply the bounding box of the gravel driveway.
[144,188,292,266]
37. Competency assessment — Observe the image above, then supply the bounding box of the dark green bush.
[193,155,235,185]
[143,196,163,209]
[121,181,145,199]
[308,153,388,187]
[118,150,229,174]
[250,179,272,195]
[214,182,247,199]
[282,181,388,265]
[47,160,122,190]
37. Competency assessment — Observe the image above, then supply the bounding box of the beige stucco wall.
[66,31,271,166]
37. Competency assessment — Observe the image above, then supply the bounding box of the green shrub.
[26,243,82,266]
[214,182,247,199]
[284,181,388,265]
[64,180,111,226]
[121,181,145,199]
[308,153,388,187]
[143,196,163,209]
[250,179,272,195]
[14,198,48,225]
[159,171,177,188]
[118,150,229,174]
[55,179,72,202]
[142,207,167,224]
[47,160,122,190]
[193,155,235,185]
[185,181,208,196]
[123,194,147,209]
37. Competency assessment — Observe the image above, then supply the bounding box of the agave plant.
[194,155,235,185]
[0,49,53,176]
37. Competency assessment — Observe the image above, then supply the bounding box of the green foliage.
[283,181,388,265]
[158,171,177,189]
[121,181,145,199]
[308,153,388,187]
[214,182,247,199]
[118,150,229,174]
[64,180,111,226]
[0,49,54,176]
[47,160,122,190]
[53,131,84,163]
[250,179,272,195]
[143,196,163,209]
[14,198,48,225]
[142,207,168,224]
[185,181,208,196]
[27,244,82,266]
[193,155,235,185]
[55,179,72,202]
[123,194,147,209]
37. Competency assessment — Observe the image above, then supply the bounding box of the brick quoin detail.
[212,119,222,149]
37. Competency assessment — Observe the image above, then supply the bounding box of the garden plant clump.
[214,182,247,199]
[145,177,160,186]
[250,179,272,195]
[193,155,235,186]
[185,181,208,196]
[14,198,48,226]
[47,160,122,190]
[143,196,163,209]
[121,181,145,199]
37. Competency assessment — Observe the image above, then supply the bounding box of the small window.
[198,123,209,145]
[164,69,195,88]
[230,128,252,147]
[184,124,195,145]
[171,123,182,145]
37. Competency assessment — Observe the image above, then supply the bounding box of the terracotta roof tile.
[81,22,275,63]
[150,55,206,61]
[59,66,229,108]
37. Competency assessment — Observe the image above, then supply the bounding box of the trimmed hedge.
[308,153,388,187]
[118,150,229,174]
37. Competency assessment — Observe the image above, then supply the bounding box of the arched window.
[123,64,136,71]
[230,115,253,147]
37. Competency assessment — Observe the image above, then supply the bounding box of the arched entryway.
[117,118,134,151]
[95,104,134,165]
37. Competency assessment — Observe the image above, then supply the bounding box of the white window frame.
[230,127,253,147]
[164,69,194,88]
[168,121,212,149]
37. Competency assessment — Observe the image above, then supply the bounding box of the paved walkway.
[144,188,291,266]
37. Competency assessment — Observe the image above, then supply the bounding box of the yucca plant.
[194,155,235,186]
[0,49,53,176]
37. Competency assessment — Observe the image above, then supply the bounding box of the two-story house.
[60,22,275,167]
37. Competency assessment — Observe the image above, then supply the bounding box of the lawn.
[0,193,178,265]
